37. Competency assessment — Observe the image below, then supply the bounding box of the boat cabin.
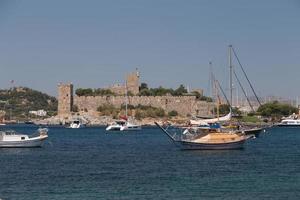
[0,131,29,141]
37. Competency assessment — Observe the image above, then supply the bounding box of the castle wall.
[74,95,214,116]
[109,84,126,95]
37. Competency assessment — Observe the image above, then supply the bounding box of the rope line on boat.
[231,46,262,106]
[233,69,255,112]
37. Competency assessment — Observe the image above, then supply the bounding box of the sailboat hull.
[175,139,246,150]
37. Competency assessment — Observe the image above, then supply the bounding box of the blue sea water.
[0,125,300,200]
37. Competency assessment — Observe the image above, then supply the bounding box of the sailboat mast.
[125,81,128,118]
[215,79,220,121]
[228,45,233,107]
[209,61,215,116]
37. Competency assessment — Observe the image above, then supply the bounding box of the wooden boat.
[155,122,252,150]
[0,128,48,148]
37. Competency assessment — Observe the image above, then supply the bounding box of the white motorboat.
[69,120,83,128]
[278,119,300,127]
[277,114,300,127]
[106,120,141,131]
[0,128,48,148]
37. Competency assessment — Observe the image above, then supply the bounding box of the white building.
[29,110,47,117]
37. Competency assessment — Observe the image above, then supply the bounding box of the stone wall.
[109,84,126,95]
[74,95,214,116]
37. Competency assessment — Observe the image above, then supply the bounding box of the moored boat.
[68,120,84,128]
[155,122,252,150]
[0,128,48,148]
[106,119,141,131]
[277,119,300,127]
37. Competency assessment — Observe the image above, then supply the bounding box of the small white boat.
[0,128,48,148]
[69,120,83,128]
[277,119,300,127]
[277,114,300,127]
[106,120,141,131]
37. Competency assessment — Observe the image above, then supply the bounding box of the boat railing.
[28,128,48,138]
[157,122,208,141]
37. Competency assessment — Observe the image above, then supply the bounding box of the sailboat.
[106,82,141,131]
[155,76,251,150]
[155,121,251,150]
[155,92,251,150]
[154,47,258,150]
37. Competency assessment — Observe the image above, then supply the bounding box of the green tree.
[168,110,178,117]
[138,88,152,96]
[173,84,188,96]
[139,83,148,91]
[75,88,94,96]
[94,89,115,96]
[257,101,297,118]
[199,96,213,102]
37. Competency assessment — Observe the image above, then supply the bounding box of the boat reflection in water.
[155,122,253,150]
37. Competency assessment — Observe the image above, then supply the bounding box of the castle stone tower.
[126,69,140,95]
[58,83,73,117]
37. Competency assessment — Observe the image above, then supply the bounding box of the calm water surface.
[0,125,300,200]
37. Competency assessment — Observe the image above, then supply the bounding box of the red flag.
[120,115,128,121]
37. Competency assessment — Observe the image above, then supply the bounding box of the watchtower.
[58,83,73,117]
[126,69,140,95]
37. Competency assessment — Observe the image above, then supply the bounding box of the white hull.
[68,125,82,128]
[120,125,142,131]
[106,125,122,131]
[0,135,48,148]
[106,122,141,131]
[278,119,300,126]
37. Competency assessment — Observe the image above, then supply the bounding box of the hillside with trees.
[0,87,57,121]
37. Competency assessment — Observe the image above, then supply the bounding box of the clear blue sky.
[0,0,299,98]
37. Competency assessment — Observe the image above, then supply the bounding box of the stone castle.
[108,70,140,95]
[57,71,213,118]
